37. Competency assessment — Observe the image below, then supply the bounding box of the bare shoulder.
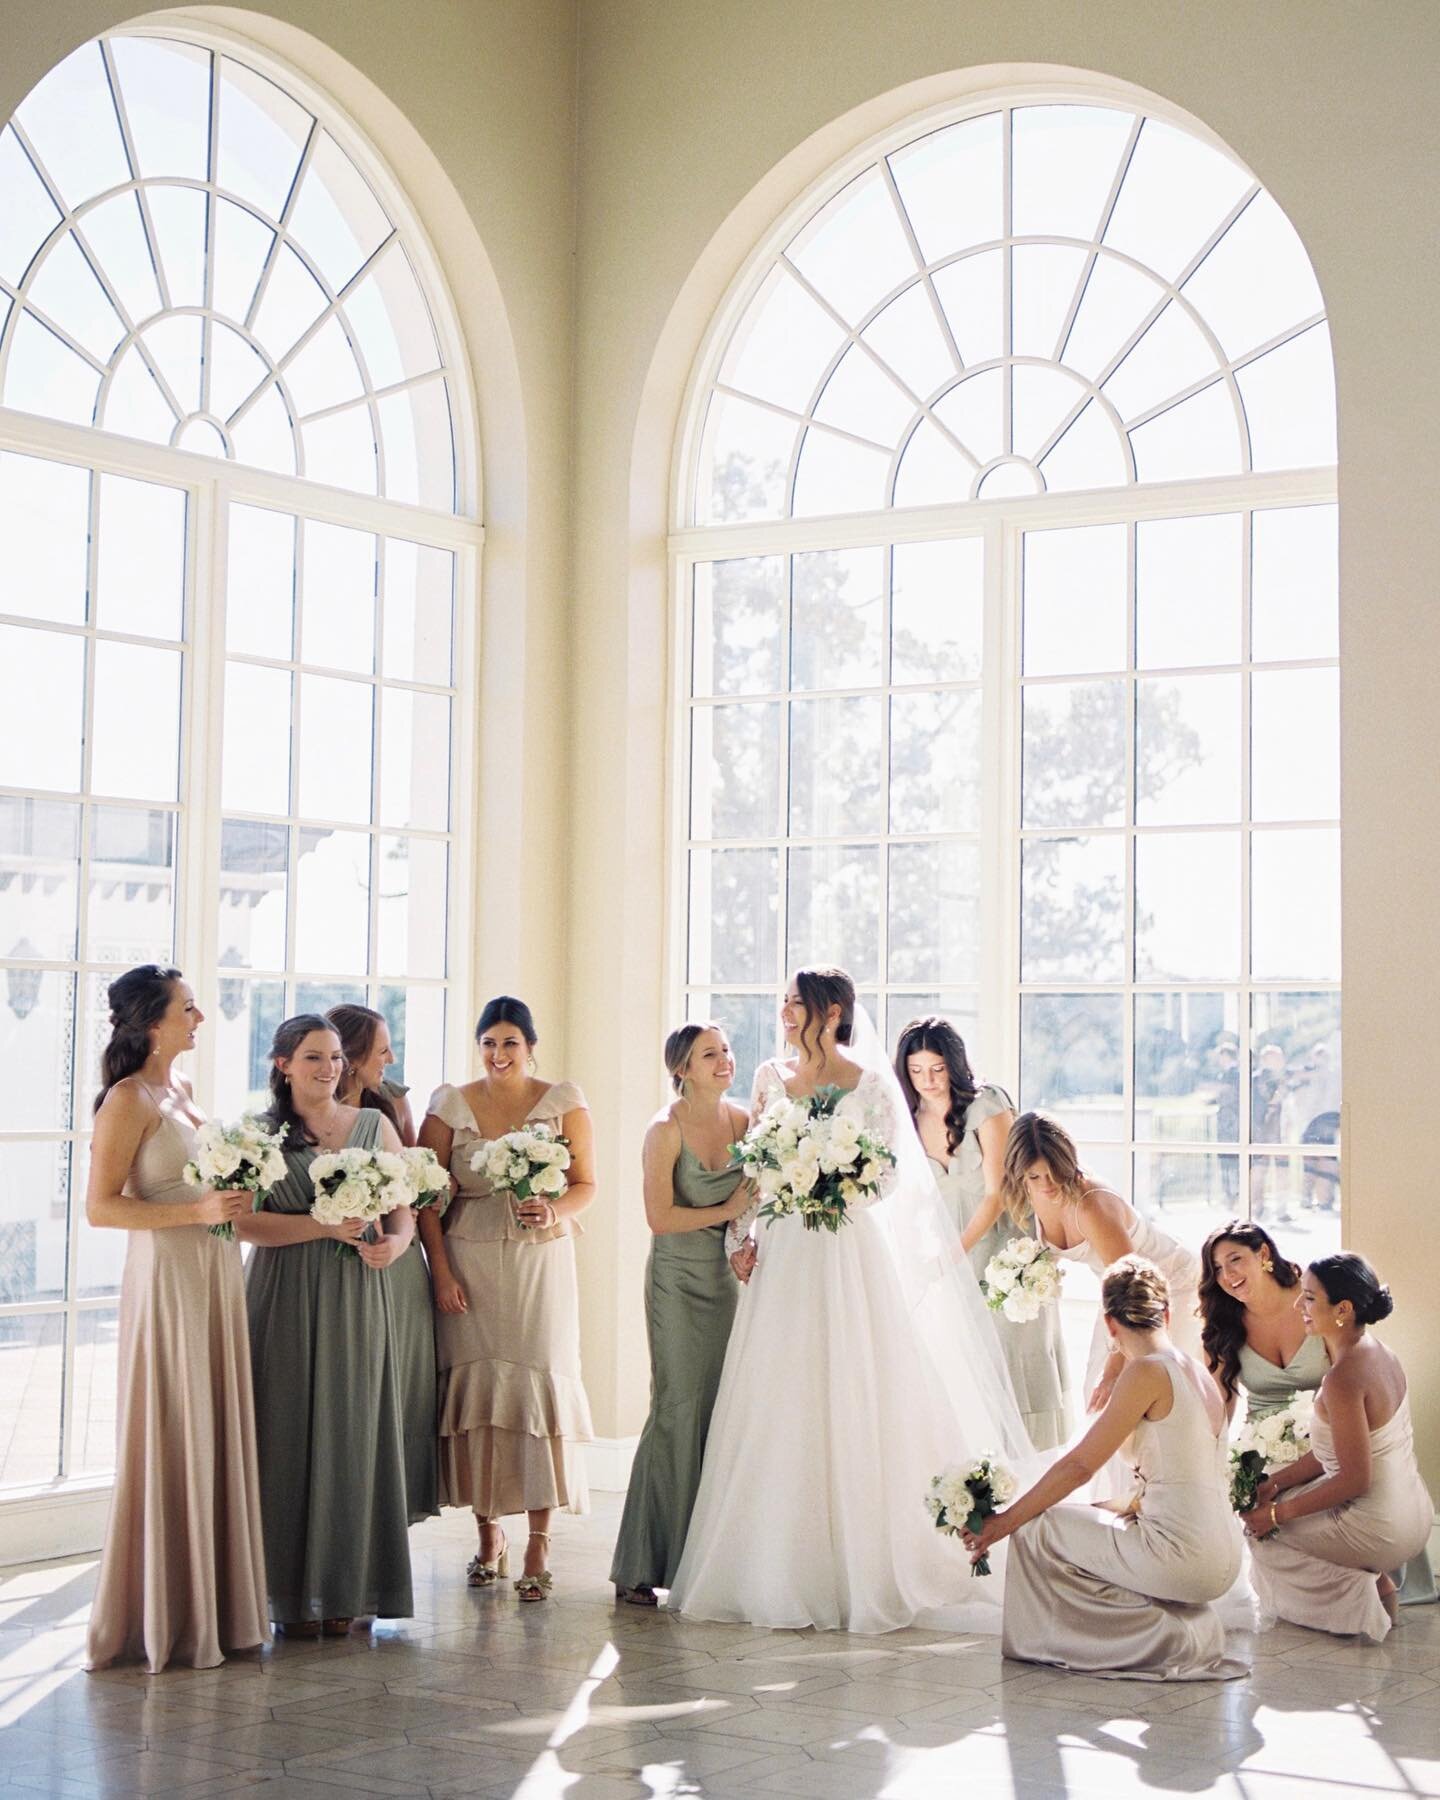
[724,1100,749,1135]
[646,1108,682,1145]
[1075,1182,1126,1219]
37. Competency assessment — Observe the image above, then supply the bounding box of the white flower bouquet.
[401,1145,452,1211]
[471,1124,571,1225]
[182,1116,288,1240]
[925,1454,1018,1577]
[981,1236,1064,1322]
[1228,1393,1315,1530]
[730,1086,895,1234]
[310,1146,416,1259]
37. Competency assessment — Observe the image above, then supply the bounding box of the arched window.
[678,98,1338,1258]
[0,29,478,1495]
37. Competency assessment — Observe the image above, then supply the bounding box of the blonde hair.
[1001,1111,1087,1225]
[1102,1255,1170,1332]
[664,1021,723,1094]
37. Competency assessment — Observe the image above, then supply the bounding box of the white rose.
[532,1164,567,1196]
[1003,1289,1042,1323]
[331,1177,375,1218]
[1011,1236,1042,1266]
[375,1151,409,1186]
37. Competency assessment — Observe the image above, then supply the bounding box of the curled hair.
[793,965,855,1060]
[664,1021,723,1094]
[326,1003,400,1132]
[1309,1252,1395,1326]
[1199,1219,1302,1404]
[1001,1112,1086,1225]
[476,995,537,1049]
[94,964,182,1113]
[262,1014,337,1150]
[893,1016,979,1156]
[1103,1254,1170,1331]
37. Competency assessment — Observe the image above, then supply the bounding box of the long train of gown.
[1247,1393,1434,1641]
[85,1114,269,1672]
[668,1068,1019,1635]
[1004,1353,1247,1681]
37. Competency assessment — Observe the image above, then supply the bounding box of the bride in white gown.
[668,967,1035,1634]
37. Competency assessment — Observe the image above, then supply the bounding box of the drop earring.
[1259,1253,1274,1275]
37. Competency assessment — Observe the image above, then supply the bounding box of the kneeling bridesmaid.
[964,1256,1246,1682]
[1245,1253,1433,1641]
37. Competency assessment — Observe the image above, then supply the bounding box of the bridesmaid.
[327,1003,438,1526]
[241,1015,415,1636]
[417,996,596,1601]
[1002,1113,1201,1416]
[895,1016,1069,1449]
[1199,1219,1324,1422]
[964,1256,1246,1682]
[85,966,268,1673]
[610,1023,756,1605]
[1245,1253,1435,1640]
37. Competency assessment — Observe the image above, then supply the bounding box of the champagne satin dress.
[85,1111,269,1672]
[1003,1352,1247,1681]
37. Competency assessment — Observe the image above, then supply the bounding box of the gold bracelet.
[1269,1501,1281,1533]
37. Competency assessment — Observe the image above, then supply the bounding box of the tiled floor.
[3,1494,1439,1798]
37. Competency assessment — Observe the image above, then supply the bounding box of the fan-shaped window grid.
[0,35,455,508]
[694,105,1332,524]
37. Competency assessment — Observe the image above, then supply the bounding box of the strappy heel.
[615,1583,658,1607]
[515,1530,553,1602]
[466,1520,509,1586]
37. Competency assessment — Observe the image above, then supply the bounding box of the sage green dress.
[927,1082,1071,1451]
[244,1109,413,1623]
[610,1139,742,1592]
[376,1076,439,1524]
[1238,1333,1435,1607]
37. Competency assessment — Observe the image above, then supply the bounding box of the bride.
[668,965,1034,1634]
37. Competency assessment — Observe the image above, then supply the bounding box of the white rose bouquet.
[310,1146,416,1260]
[470,1124,571,1225]
[729,1086,895,1235]
[925,1453,1018,1577]
[1228,1393,1315,1530]
[401,1145,452,1212]
[981,1236,1064,1323]
[182,1116,288,1240]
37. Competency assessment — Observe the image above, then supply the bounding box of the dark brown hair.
[1102,1254,1170,1331]
[476,995,537,1048]
[326,1003,400,1132]
[1001,1111,1086,1225]
[1198,1219,1302,1404]
[94,964,182,1113]
[893,1016,979,1156]
[1309,1252,1394,1326]
[793,965,854,1060]
[262,1014,338,1149]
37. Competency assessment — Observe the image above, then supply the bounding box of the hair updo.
[94,963,182,1113]
[325,1003,400,1132]
[263,1013,336,1149]
[793,966,855,1059]
[476,995,537,1048]
[1309,1252,1395,1326]
[664,1021,722,1093]
[1102,1255,1171,1331]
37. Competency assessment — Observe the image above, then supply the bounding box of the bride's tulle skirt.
[667,1205,1009,1635]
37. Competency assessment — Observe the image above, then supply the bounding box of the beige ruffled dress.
[429,1081,593,1515]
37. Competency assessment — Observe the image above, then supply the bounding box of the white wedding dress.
[668,1017,1035,1635]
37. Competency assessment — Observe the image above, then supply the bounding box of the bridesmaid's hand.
[730,1240,758,1284]
[356,1233,407,1270]
[960,1512,1007,1563]
[433,1269,469,1314]
[1251,1475,1282,1513]
[1087,1374,1116,1413]
[192,1188,249,1229]
[721,1179,759,1222]
[320,1217,368,1246]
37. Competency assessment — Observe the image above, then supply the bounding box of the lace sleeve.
[724,1060,782,1257]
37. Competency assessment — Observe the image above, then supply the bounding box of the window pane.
[887,113,1003,263]
[1252,506,1338,663]
[1250,1152,1340,1242]
[886,992,981,1061]
[1023,681,1126,829]
[1023,524,1126,677]
[0,797,80,960]
[889,691,981,832]
[888,840,979,983]
[786,166,915,326]
[300,521,376,675]
[91,643,182,803]
[693,556,784,700]
[695,992,777,1104]
[0,1313,63,1488]
[294,827,369,974]
[297,675,373,824]
[1102,117,1252,284]
[227,506,296,659]
[1020,993,1124,1142]
[88,807,176,965]
[1128,381,1243,483]
[1237,324,1337,473]
[377,834,447,981]
[0,970,75,1133]
[288,130,391,292]
[0,1138,70,1301]
[1135,831,1240,982]
[786,844,881,984]
[1251,827,1339,981]
[378,983,445,1100]
[690,704,780,839]
[75,1143,126,1297]
[1012,105,1132,241]
[110,37,211,180]
[286,316,366,419]
[1251,992,1341,1149]
[932,256,1004,373]
[1134,992,1241,1144]
[1102,303,1221,425]
[1135,514,1241,669]
[893,418,973,508]
[1251,668,1339,821]
[97,476,186,640]
[383,541,453,685]
[890,539,982,685]
[344,241,441,388]
[1133,1149,1238,1242]
[380,690,450,832]
[696,393,797,525]
[1135,674,1240,826]
[0,625,84,791]
[1021,836,1125,981]
[0,126,61,286]
[70,1305,121,1475]
[0,452,89,625]
[813,345,914,446]
[792,428,889,518]
[5,310,101,425]
[302,407,379,497]
[688,848,777,986]
[1182,191,1324,363]
[861,286,955,405]
[222,663,292,815]
[788,697,883,837]
[213,975,286,1116]
[216,55,311,217]
[219,819,289,971]
[1011,245,1091,362]
[28,235,126,363]
[791,548,883,692]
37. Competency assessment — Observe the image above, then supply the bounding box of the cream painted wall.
[568,0,1440,1489]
